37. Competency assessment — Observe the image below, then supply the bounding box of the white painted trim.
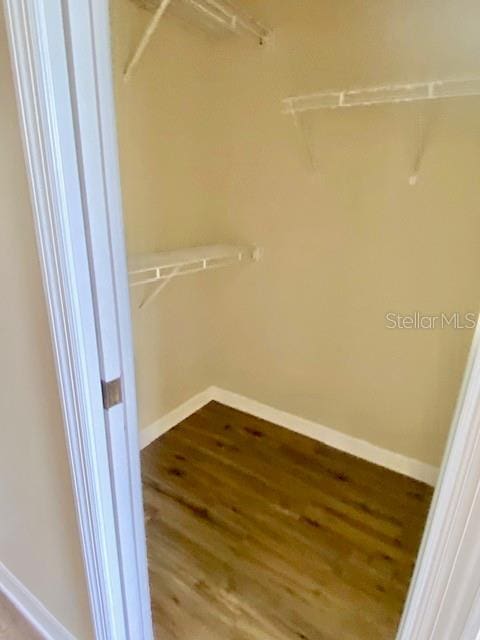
[397,320,480,639]
[2,1,152,638]
[62,2,153,636]
[0,563,74,640]
[211,387,439,486]
[140,385,438,486]
[140,388,215,448]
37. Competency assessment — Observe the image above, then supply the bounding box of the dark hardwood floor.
[142,401,432,640]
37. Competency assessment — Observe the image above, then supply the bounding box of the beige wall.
[0,13,93,639]
[113,0,480,467]
[209,0,480,467]
[112,0,225,428]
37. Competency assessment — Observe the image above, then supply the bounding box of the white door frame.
[3,1,480,638]
[2,1,152,638]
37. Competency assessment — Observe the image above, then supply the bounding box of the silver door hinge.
[101,377,122,410]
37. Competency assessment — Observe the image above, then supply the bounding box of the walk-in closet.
[110,0,480,637]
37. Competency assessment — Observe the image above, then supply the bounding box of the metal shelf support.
[124,0,173,82]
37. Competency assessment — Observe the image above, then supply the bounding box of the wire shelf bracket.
[124,0,173,82]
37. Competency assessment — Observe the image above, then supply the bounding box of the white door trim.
[397,322,480,639]
[2,1,152,639]
[3,1,480,639]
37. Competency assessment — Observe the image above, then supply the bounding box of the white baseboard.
[211,387,438,486]
[139,387,215,449]
[0,562,74,640]
[140,385,438,486]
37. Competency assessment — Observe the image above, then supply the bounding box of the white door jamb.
[2,1,153,638]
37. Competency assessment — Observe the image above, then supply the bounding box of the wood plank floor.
[0,593,42,640]
[142,401,432,640]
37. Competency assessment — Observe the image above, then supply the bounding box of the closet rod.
[124,0,173,82]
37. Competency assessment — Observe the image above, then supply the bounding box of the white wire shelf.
[180,0,270,41]
[282,76,480,115]
[283,75,480,181]
[129,244,262,307]
[129,244,260,286]
[125,0,271,81]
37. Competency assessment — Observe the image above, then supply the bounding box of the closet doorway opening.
[110,0,480,638]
